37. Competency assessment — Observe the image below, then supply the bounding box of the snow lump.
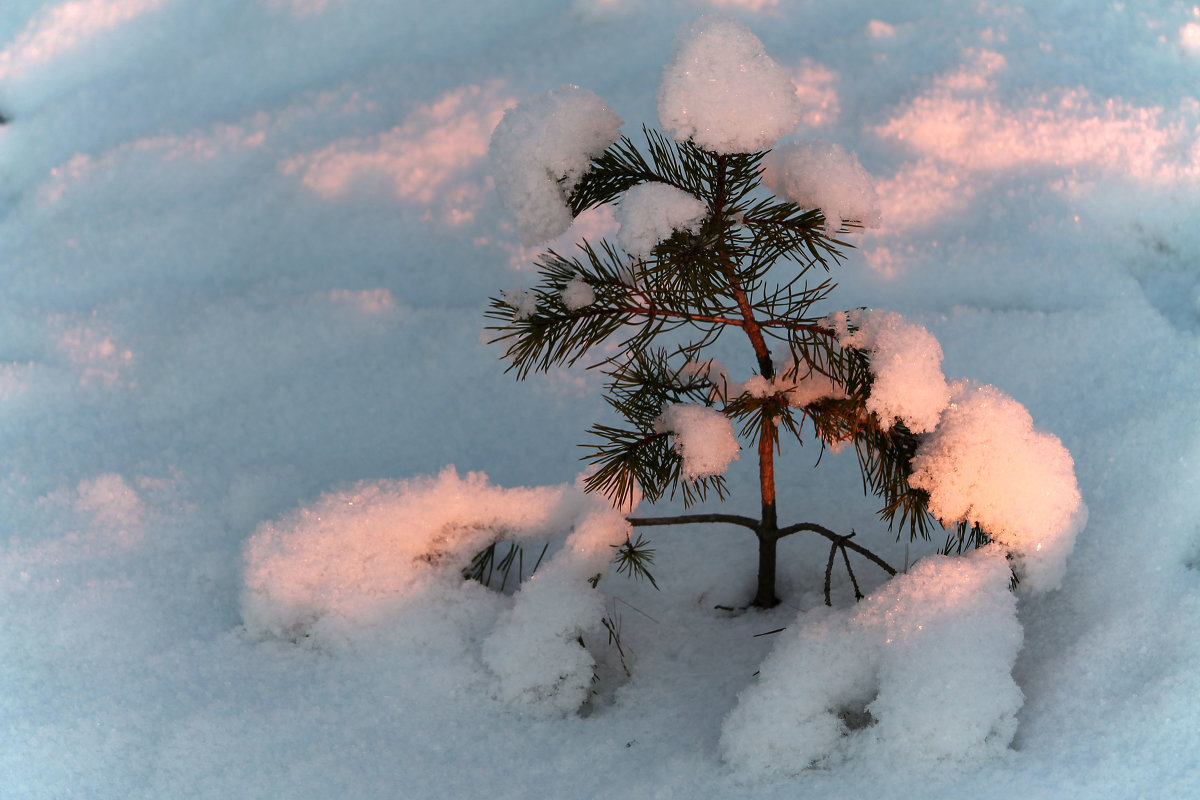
[657,15,802,154]
[616,181,708,258]
[490,86,623,246]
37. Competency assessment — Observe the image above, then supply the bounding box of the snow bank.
[831,309,950,434]
[616,181,708,258]
[489,86,623,245]
[656,403,740,479]
[242,467,636,714]
[657,15,801,154]
[909,380,1086,593]
[721,548,1023,776]
[763,139,881,235]
[241,467,584,645]
[481,503,632,714]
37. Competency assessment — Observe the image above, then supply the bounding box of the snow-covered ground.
[2,1,1199,797]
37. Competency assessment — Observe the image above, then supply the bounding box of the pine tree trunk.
[752,412,781,608]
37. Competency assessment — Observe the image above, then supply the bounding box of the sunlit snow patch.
[0,0,167,83]
[282,82,515,225]
[242,467,633,714]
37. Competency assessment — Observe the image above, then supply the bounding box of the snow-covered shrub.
[241,467,632,714]
[485,13,1084,617]
[480,10,1087,756]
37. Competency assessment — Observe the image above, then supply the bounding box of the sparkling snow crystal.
[656,403,740,479]
[908,380,1086,593]
[833,309,950,434]
[763,139,881,235]
[616,182,708,258]
[657,16,801,154]
[490,86,623,245]
[721,548,1023,776]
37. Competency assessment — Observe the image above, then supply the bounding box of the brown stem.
[629,513,758,530]
[710,154,783,608]
[777,522,898,576]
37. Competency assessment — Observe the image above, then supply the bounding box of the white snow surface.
[763,138,882,234]
[2,2,1200,799]
[489,85,622,245]
[657,15,802,153]
[615,181,708,258]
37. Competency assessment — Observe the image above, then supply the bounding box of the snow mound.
[657,15,801,154]
[482,503,631,714]
[763,139,881,234]
[242,467,634,714]
[909,380,1086,593]
[655,403,741,479]
[832,309,950,433]
[241,467,582,644]
[721,548,1023,776]
[490,86,623,245]
[616,181,708,258]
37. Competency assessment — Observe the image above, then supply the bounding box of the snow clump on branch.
[560,275,595,310]
[657,15,802,154]
[830,309,950,434]
[763,139,881,235]
[616,182,708,258]
[656,403,740,479]
[909,380,1086,593]
[489,86,623,245]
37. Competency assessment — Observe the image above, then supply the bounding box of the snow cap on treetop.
[657,16,802,154]
[763,139,881,235]
[908,380,1086,593]
[616,182,708,258]
[489,85,623,246]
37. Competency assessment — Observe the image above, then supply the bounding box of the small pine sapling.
[484,17,1058,609]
